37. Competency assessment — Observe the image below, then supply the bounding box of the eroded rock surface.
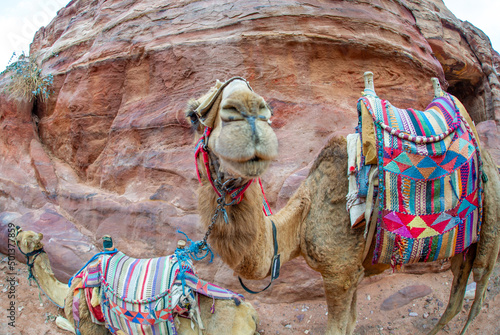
[1,0,499,303]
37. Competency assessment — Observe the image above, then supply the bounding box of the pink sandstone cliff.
[1,0,499,303]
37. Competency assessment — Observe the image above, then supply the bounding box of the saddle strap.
[362,197,380,262]
[363,167,379,233]
[362,168,379,261]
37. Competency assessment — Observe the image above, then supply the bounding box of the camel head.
[16,230,44,254]
[187,78,278,182]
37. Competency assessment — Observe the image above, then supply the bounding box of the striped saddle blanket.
[356,92,483,267]
[74,251,243,335]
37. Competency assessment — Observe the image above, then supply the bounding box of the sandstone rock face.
[1,0,499,303]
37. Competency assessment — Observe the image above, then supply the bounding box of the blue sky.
[444,0,500,51]
[0,0,499,70]
[0,0,69,68]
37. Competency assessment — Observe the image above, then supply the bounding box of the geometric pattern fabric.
[73,251,245,335]
[357,92,483,267]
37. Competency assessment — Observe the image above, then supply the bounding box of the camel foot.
[55,316,76,334]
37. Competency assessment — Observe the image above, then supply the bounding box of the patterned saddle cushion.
[357,93,483,267]
[74,251,244,335]
[100,251,183,334]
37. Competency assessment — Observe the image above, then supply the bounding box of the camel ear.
[38,233,43,241]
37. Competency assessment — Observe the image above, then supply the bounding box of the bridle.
[14,226,45,283]
[14,226,64,308]
[194,126,255,207]
[192,78,273,244]
[191,78,280,293]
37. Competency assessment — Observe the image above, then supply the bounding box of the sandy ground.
[1,254,499,335]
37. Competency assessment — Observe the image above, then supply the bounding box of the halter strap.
[194,126,254,204]
[192,81,281,293]
[20,247,45,281]
[13,227,45,281]
[194,77,253,125]
[14,227,65,309]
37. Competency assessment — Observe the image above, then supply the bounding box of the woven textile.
[72,251,244,334]
[357,93,483,267]
[100,252,180,334]
[78,257,102,287]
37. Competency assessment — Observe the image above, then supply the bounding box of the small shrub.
[1,52,53,101]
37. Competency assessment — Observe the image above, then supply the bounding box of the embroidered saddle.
[72,251,244,335]
[355,91,484,267]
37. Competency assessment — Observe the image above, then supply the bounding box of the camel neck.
[31,252,67,308]
[198,178,310,280]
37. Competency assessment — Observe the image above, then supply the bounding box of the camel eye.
[220,105,244,122]
[222,106,238,113]
[257,105,272,121]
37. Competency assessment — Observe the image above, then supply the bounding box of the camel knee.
[55,316,76,334]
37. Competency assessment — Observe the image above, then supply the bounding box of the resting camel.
[15,229,259,335]
[186,76,500,334]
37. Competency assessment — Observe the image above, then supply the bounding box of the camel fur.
[187,77,500,335]
[15,230,259,335]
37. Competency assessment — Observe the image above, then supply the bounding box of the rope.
[175,231,214,295]
[15,236,65,309]
[68,248,118,288]
[188,85,281,294]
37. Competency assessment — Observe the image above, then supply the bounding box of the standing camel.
[186,76,500,334]
[15,229,259,335]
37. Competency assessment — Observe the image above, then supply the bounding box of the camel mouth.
[221,156,271,178]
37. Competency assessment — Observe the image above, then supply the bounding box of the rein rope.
[179,77,279,294]
[193,125,273,243]
[191,122,279,294]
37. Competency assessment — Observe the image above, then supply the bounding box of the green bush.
[2,52,53,101]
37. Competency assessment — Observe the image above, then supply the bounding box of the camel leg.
[457,151,500,334]
[427,247,475,335]
[176,296,258,335]
[459,273,488,335]
[64,278,109,335]
[322,270,363,335]
[346,288,358,335]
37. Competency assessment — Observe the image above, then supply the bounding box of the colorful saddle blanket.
[356,92,483,267]
[73,251,244,335]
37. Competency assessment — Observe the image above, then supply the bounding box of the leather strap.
[238,220,280,294]
[362,168,379,262]
[362,197,379,262]
[195,77,253,123]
